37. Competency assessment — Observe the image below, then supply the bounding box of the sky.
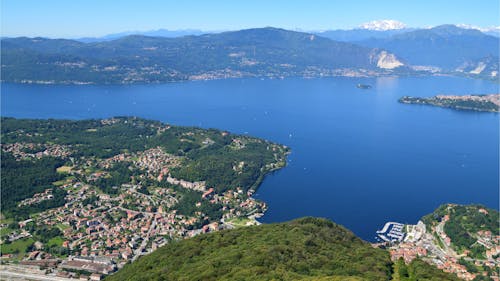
[1,0,499,38]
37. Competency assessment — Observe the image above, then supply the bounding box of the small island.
[399,94,500,112]
[357,83,372,89]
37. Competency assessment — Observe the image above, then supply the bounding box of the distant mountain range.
[318,20,499,42]
[315,28,415,42]
[76,29,207,43]
[77,21,499,43]
[314,20,414,42]
[0,27,405,84]
[1,25,498,84]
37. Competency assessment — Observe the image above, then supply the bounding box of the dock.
[376,221,405,243]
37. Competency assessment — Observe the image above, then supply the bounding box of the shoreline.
[3,71,496,86]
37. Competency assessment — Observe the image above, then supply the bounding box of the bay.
[1,76,498,241]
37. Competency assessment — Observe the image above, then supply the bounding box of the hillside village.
[387,205,499,281]
[0,117,289,280]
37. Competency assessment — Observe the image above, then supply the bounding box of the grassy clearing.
[55,223,71,231]
[0,217,14,225]
[0,237,34,255]
[225,217,257,228]
[47,236,64,247]
[53,175,76,187]
[52,180,67,186]
[56,166,73,173]
[1,227,14,237]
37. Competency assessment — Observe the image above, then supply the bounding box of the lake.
[1,76,498,241]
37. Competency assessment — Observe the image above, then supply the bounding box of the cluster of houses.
[135,148,180,175]
[435,94,500,107]
[1,123,284,279]
[1,142,72,160]
[98,147,180,178]
[18,188,54,207]
[388,213,500,281]
[390,242,427,263]
[166,176,206,192]
[9,172,265,278]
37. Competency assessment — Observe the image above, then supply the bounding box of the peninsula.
[399,94,500,112]
[0,117,289,279]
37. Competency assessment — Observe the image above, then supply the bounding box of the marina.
[376,222,405,242]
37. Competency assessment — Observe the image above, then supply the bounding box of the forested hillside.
[106,218,460,281]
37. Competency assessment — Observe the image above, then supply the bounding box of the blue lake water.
[1,76,499,241]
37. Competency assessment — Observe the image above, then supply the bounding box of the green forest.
[1,152,66,219]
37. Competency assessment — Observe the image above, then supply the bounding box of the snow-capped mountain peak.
[456,24,500,33]
[359,20,407,31]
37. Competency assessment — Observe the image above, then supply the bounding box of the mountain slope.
[456,55,499,78]
[358,25,499,70]
[105,217,459,281]
[1,27,403,84]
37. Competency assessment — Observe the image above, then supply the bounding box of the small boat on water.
[357,83,372,89]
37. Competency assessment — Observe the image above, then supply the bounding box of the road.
[132,215,157,262]
[435,219,458,258]
[0,267,72,281]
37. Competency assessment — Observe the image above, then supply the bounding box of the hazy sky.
[1,0,499,38]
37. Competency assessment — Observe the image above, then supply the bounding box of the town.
[379,206,500,281]
[0,117,289,280]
